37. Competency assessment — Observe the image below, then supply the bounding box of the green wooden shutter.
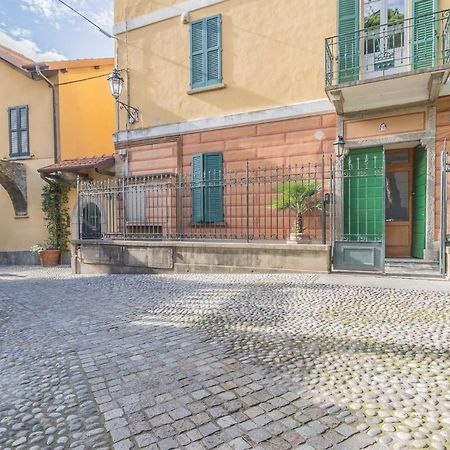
[192,154,204,223]
[344,147,384,242]
[9,107,19,156]
[19,106,29,155]
[9,106,29,156]
[190,20,205,89]
[412,0,436,69]
[190,15,222,89]
[203,152,223,223]
[412,147,427,259]
[338,0,359,83]
[205,15,222,86]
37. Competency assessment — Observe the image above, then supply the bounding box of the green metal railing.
[325,9,450,87]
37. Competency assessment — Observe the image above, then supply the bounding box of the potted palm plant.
[271,180,321,242]
[32,180,71,267]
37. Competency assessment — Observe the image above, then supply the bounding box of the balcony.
[325,9,450,114]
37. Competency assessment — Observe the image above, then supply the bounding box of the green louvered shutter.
[338,0,359,83]
[190,20,205,89]
[412,0,436,69]
[203,152,223,223]
[9,106,29,157]
[192,154,204,223]
[205,15,222,86]
[190,15,222,89]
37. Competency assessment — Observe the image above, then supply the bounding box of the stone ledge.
[72,240,331,275]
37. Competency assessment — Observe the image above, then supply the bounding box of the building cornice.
[114,98,334,145]
[114,0,226,34]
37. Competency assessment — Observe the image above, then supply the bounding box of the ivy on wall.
[41,180,71,251]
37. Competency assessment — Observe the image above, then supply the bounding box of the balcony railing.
[325,9,450,87]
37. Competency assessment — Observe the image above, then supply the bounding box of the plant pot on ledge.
[39,249,61,267]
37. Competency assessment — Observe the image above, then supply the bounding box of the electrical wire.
[56,72,110,86]
[55,0,114,39]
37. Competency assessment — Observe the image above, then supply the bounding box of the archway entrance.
[0,161,27,217]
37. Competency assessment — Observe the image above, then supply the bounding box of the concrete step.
[384,258,442,279]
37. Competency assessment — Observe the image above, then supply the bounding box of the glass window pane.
[388,0,405,24]
[386,151,409,165]
[364,0,381,28]
[386,171,409,220]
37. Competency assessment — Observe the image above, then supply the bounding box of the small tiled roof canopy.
[38,156,115,174]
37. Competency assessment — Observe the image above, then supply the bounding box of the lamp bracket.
[117,100,139,124]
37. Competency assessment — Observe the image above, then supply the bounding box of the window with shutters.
[9,106,29,157]
[191,152,224,224]
[190,15,222,90]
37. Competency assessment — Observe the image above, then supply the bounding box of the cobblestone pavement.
[0,267,449,450]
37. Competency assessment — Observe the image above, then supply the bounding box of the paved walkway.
[0,267,449,450]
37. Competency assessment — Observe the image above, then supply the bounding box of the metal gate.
[440,149,449,275]
[332,148,385,272]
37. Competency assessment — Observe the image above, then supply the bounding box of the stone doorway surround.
[335,105,438,261]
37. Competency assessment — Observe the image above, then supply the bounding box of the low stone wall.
[0,251,72,266]
[72,240,331,275]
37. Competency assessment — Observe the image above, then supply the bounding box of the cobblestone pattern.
[0,267,449,450]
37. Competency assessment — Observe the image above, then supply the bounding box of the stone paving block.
[199,422,220,437]
[134,432,157,447]
[335,423,358,439]
[229,437,252,449]
[1,268,449,450]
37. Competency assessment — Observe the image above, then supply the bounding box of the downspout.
[36,65,58,164]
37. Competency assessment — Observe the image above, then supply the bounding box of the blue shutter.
[203,152,223,223]
[338,0,359,83]
[190,15,222,89]
[206,15,222,86]
[19,106,29,155]
[412,0,436,69]
[191,153,204,223]
[190,20,205,88]
[9,107,19,156]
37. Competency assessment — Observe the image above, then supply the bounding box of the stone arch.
[0,161,27,217]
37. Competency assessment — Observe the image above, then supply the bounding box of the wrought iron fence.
[325,9,450,86]
[77,158,336,243]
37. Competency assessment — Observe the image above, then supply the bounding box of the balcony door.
[362,0,408,78]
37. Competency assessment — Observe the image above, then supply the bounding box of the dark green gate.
[333,147,385,272]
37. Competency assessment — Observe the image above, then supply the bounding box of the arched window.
[82,203,102,239]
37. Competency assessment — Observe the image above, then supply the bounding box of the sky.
[0,0,114,62]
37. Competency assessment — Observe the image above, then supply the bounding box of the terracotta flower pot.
[39,249,61,267]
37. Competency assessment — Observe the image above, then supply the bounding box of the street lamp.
[108,69,139,125]
[333,135,346,158]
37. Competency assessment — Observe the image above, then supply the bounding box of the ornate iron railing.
[325,9,450,87]
[77,159,336,243]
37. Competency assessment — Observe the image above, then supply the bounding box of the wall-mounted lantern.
[108,69,139,125]
[333,135,346,158]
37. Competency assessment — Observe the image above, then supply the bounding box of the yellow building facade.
[111,0,450,272]
[0,46,114,264]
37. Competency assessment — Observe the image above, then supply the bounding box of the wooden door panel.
[385,149,413,258]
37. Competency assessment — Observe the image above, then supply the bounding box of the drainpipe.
[36,65,58,164]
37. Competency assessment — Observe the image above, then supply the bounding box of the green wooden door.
[343,147,385,242]
[412,147,427,259]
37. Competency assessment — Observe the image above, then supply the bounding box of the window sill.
[187,83,226,95]
[15,215,29,219]
[7,155,33,161]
